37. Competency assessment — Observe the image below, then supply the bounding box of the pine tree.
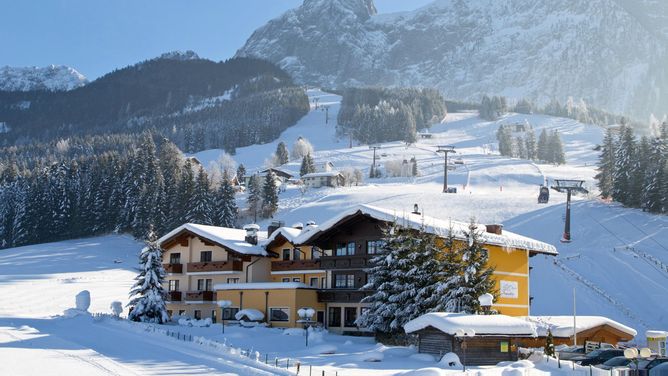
[642,124,668,213]
[300,153,315,177]
[432,227,465,313]
[215,173,238,227]
[158,140,183,233]
[262,170,279,218]
[127,229,169,324]
[537,129,549,162]
[176,159,196,224]
[595,128,616,199]
[548,131,566,165]
[545,329,555,357]
[525,127,537,160]
[236,164,246,186]
[185,167,213,224]
[411,156,418,177]
[444,223,496,313]
[246,174,262,222]
[275,142,289,165]
[516,136,527,159]
[612,125,636,205]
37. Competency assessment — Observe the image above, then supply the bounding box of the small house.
[301,171,344,188]
[404,312,537,365]
[647,330,667,356]
[519,316,637,347]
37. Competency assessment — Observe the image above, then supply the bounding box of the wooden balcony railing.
[185,291,215,301]
[186,260,243,273]
[319,255,369,270]
[271,259,321,272]
[163,263,183,274]
[166,291,182,301]
[317,289,373,303]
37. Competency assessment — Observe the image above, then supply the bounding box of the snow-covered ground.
[1,89,666,375]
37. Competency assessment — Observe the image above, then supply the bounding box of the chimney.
[292,222,304,230]
[243,224,260,245]
[485,224,503,235]
[267,220,284,236]
[305,220,317,228]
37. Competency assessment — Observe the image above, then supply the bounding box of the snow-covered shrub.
[178,317,212,327]
[76,290,91,311]
[438,352,462,368]
[384,159,413,177]
[409,353,436,362]
[291,137,314,160]
[282,328,305,336]
[110,301,123,317]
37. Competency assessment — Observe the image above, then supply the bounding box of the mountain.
[0,55,309,151]
[236,0,668,118]
[0,65,88,91]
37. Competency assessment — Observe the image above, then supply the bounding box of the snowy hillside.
[199,89,667,337]
[237,0,668,118]
[0,65,88,91]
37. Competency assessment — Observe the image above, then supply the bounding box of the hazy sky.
[0,0,432,79]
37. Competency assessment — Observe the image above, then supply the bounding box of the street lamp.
[478,293,494,315]
[436,145,456,193]
[217,300,232,334]
[455,328,476,371]
[551,179,588,242]
[297,307,316,347]
[624,347,652,375]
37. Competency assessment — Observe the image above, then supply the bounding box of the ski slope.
[204,89,665,337]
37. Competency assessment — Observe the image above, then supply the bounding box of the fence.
[93,313,341,376]
[543,355,634,376]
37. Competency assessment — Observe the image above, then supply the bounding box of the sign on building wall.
[500,280,519,299]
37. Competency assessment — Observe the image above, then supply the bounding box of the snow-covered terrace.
[524,316,638,338]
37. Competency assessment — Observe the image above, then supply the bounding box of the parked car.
[638,357,668,376]
[597,356,634,370]
[573,349,625,366]
[558,346,585,360]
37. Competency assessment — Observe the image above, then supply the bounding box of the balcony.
[185,291,215,302]
[166,291,182,301]
[163,263,183,274]
[186,260,243,273]
[271,259,321,272]
[320,255,369,270]
[317,289,373,303]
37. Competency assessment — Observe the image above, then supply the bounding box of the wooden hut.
[404,312,537,366]
[518,316,637,348]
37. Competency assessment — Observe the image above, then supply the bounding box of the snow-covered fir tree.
[548,130,566,165]
[185,166,213,224]
[215,172,238,227]
[300,153,315,177]
[612,125,636,206]
[432,227,466,312]
[537,129,549,162]
[525,127,537,160]
[262,170,279,218]
[128,229,169,324]
[595,127,617,199]
[275,142,289,165]
[236,164,246,185]
[246,174,263,222]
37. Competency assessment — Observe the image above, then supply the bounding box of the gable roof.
[263,226,304,246]
[523,316,637,338]
[158,223,269,256]
[404,312,537,336]
[294,204,557,255]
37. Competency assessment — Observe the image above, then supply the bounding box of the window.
[168,280,179,291]
[311,247,321,259]
[282,277,290,283]
[270,308,289,322]
[293,249,301,261]
[167,310,173,317]
[178,309,186,316]
[328,307,341,327]
[347,242,356,255]
[222,307,239,320]
[344,307,357,327]
[317,311,325,324]
[366,240,384,255]
[197,279,213,291]
[226,278,240,284]
[211,310,217,324]
[282,249,290,261]
[292,277,301,283]
[335,242,355,256]
[194,310,202,320]
[335,274,355,288]
[309,277,319,287]
[200,251,212,262]
[169,253,181,264]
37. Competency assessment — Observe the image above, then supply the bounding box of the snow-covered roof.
[158,223,268,256]
[263,226,304,246]
[302,171,343,178]
[294,204,557,255]
[646,330,668,338]
[404,312,537,337]
[235,309,264,321]
[524,316,637,338]
[214,282,317,290]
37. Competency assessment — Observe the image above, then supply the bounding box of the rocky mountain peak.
[0,65,88,92]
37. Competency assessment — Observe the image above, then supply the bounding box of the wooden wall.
[416,326,519,365]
